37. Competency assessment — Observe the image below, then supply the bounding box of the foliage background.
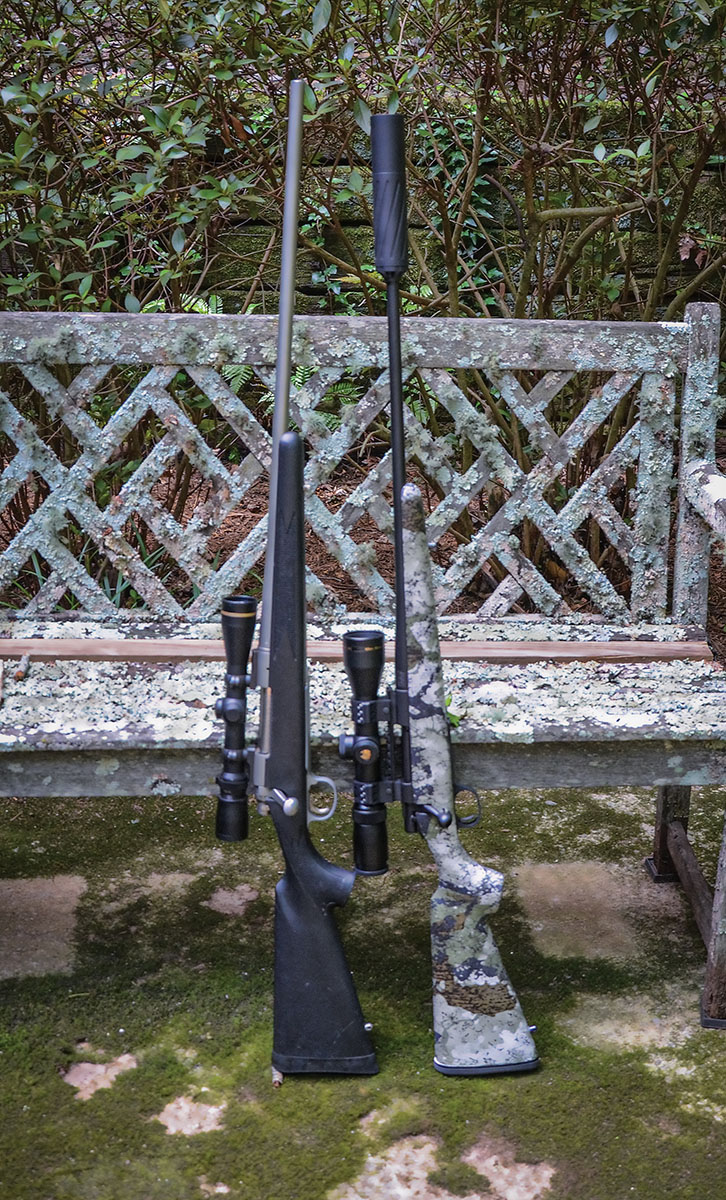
[2,0,725,327]
[1,1,725,611]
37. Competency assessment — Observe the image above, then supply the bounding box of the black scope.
[339,629,389,875]
[215,594,257,841]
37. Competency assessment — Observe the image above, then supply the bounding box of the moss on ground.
[2,787,726,1199]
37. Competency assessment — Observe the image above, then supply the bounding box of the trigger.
[454,787,482,830]
[308,774,339,822]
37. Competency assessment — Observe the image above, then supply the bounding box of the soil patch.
[0,874,87,978]
[513,861,687,960]
[203,884,260,916]
[154,1096,227,1135]
[63,1054,138,1100]
[328,1133,555,1200]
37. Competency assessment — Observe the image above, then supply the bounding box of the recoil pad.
[371,113,408,279]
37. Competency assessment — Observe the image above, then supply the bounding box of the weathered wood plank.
[0,312,689,370]
[703,806,726,1022]
[648,785,692,879]
[666,819,714,946]
[631,372,677,619]
[0,637,713,663]
[4,738,726,798]
[673,303,723,624]
[683,459,726,544]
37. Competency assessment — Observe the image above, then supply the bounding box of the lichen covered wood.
[0,306,719,620]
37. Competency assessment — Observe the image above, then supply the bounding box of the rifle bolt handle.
[417,803,453,829]
[270,788,300,817]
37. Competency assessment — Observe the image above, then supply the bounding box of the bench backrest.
[0,303,720,623]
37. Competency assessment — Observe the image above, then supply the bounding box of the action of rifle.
[215,81,539,1083]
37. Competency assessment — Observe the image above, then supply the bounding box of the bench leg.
[702,807,726,1027]
[645,785,692,881]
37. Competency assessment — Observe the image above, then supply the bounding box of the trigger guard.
[308,774,338,822]
[454,786,481,830]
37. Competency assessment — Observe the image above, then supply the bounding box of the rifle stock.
[267,433,377,1074]
[216,80,377,1079]
[402,485,539,1075]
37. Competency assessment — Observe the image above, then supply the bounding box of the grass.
[1,786,726,1199]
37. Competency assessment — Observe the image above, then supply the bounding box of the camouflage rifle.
[215,81,377,1081]
[341,114,538,1074]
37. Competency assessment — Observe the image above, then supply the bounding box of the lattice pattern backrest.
[0,308,713,621]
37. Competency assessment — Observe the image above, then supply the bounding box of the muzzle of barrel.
[215,595,257,842]
[341,630,389,875]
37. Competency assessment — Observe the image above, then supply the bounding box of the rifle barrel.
[371,113,417,830]
[257,78,305,675]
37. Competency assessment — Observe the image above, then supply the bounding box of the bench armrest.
[683,459,726,544]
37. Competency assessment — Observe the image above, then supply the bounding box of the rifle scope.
[215,594,257,841]
[340,630,389,875]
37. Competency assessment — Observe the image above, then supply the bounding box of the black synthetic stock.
[268,433,378,1074]
[215,594,257,841]
[371,114,408,279]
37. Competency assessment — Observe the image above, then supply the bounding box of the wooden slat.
[0,637,713,664]
[0,312,690,371]
[666,819,714,946]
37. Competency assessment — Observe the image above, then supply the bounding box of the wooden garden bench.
[1,303,726,1022]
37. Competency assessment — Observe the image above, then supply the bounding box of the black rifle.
[215,81,377,1080]
[340,113,451,870]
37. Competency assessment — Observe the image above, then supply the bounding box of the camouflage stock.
[402,484,539,1075]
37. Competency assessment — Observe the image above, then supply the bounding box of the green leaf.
[605,23,618,47]
[353,98,371,135]
[14,130,34,161]
[78,274,93,298]
[171,226,185,254]
[1,85,25,104]
[593,143,606,162]
[311,0,331,36]
[583,114,601,133]
[637,139,651,158]
[303,84,317,113]
[645,75,659,98]
[124,293,141,312]
[116,144,148,162]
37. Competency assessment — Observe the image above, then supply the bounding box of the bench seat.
[2,303,726,1023]
[1,615,723,798]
